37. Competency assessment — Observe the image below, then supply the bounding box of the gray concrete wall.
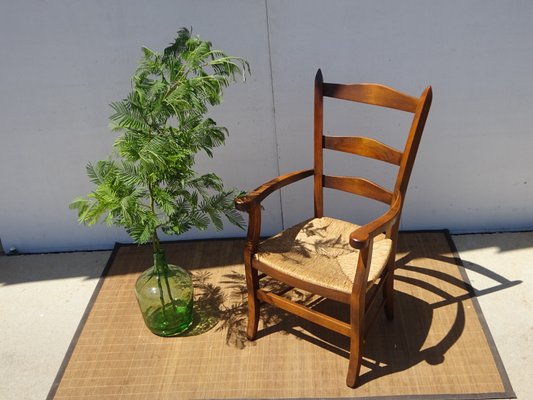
[1,1,532,252]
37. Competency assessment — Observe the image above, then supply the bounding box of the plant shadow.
[178,269,312,346]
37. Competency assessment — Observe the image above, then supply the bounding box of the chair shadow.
[178,246,521,387]
[252,275,465,386]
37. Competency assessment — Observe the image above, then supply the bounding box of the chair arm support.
[235,169,314,212]
[349,194,402,250]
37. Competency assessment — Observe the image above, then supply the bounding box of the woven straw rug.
[49,231,515,399]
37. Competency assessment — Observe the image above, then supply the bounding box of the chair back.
[313,69,432,220]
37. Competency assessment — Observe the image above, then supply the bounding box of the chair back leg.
[384,258,395,321]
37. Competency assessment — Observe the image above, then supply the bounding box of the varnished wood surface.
[314,69,325,217]
[236,69,433,387]
[323,136,403,166]
[253,258,351,304]
[349,194,402,250]
[394,85,433,197]
[323,82,419,112]
[323,175,393,204]
[257,289,352,337]
[235,169,313,212]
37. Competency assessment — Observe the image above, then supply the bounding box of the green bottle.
[135,250,193,336]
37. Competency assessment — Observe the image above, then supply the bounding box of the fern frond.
[72,27,250,246]
[109,100,150,132]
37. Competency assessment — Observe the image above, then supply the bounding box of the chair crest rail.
[323,82,419,113]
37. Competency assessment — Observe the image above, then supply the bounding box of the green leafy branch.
[71,28,250,251]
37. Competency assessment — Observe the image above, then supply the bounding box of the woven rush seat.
[255,217,393,295]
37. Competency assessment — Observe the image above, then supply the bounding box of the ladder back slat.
[323,136,402,166]
[323,175,393,204]
[323,83,419,113]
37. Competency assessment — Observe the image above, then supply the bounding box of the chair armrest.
[349,194,402,250]
[235,169,314,212]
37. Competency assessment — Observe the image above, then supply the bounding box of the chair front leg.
[346,244,373,388]
[245,261,260,340]
[346,301,364,388]
[243,203,262,340]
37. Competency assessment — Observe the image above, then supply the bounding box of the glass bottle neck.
[153,250,169,273]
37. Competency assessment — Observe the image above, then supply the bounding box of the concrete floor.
[452,232,532,400]
[0,233,531,400]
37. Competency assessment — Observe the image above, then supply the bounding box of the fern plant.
[71,28,250,253]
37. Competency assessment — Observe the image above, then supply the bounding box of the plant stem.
[149,183,181,313]
[154,250,180,313]
[163,272,179,308]
[154,258,167,320]
[148,182,161,254]
[152,233,160,254]
[148,182,172,319]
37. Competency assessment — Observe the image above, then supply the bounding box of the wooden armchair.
[235,70,432,387]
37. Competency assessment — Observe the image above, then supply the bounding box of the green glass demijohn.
[135,250,193,336]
